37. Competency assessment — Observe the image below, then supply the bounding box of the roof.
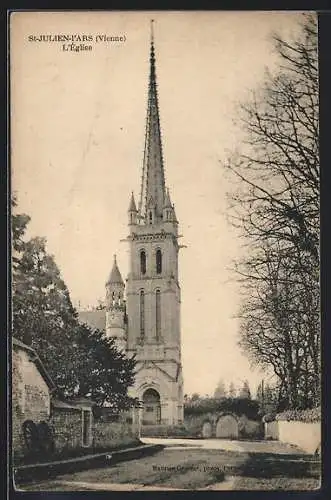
[106,255,124,285]
[78,310,106,331]
[138,28,166,220]
[52,397,94,410]
[12,337,57,391]
[69,396,95,408]
[163,188,172,209]
[51,398,82,411]
[128,192,137,212]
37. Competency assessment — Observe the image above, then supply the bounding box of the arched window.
[156,249,162,274]
[149,211,153,224]
[140,250,146,275]
[156,289,161,339]
[112,291,115,306]
[140,290,145,338]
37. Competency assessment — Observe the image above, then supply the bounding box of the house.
[12,337,56,455]
[12,337,138,459]
[12,338,95,456]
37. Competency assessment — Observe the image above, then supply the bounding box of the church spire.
[106,254,124,286]
[139,20,166,222]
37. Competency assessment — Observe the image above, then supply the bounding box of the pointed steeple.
[128,192,137,213]
[106,254,124,285]
[139,20,166,222]
[128,192,138,225]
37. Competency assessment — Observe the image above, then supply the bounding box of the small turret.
[163,187,174,222]
[105,255,127,351]
[128,192,138,226]
[106,254,125,310]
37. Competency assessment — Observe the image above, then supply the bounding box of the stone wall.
[139,412,263,439]
[49,408,84,452]
[184,413,263,439]
[49,407,140,453]
[12,347,51,457]
[265,420,320,454]
[140,424,188,438]
[265,420,279,440]
[93,421,139,448]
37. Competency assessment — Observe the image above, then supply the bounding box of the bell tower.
[125,21,184,425]
[105,255,127,352]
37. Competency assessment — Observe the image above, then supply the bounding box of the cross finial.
[150,19,155,45]
[114,254,117,263]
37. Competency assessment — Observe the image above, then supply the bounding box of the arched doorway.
[202,421,212,438]
[216,415,239,439]
[142,388,161,425]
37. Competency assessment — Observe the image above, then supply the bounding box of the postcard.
[10,10,320,491]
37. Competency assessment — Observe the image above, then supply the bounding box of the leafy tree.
[214,378,227,399]
[228,382,237,398]
[12,194,30,273]
[13,235,77,346]
[190,393,200,402]
[184,396,260,420]
[12,198,137,409]
[224,14,319,409]
[44,323,137,408]
[239,380,251,399]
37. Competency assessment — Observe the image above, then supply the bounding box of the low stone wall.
[264,420,320,454]
[93,421,139,448]
[184,413,263,439]
[265,420,279,440]
[139,413,263,439]
[50,409,139,452]
[141,424,190,438]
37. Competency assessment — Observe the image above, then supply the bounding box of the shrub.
[262,412,277,423]
[184,397,260,420]
[238,415,264,439]
[275,407,321,423]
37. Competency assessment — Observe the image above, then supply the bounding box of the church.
[79,24,184,426]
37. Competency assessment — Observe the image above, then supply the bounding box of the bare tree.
[224,14,319,409]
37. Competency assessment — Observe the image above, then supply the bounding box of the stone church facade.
[80,25,184,425]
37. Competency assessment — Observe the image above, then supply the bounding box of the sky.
[11,10,306,397]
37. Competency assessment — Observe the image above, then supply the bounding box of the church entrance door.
[142,388,161,425]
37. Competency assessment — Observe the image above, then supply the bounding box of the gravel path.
[141,437,305,454]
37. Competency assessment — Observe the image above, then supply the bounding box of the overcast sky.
[11,10,306,396]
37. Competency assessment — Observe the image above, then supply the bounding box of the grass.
[232,476,320,490]
[18,449,244,490]
[17,447,321,491]
[13,438,143,466]
[237,451,320,478]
